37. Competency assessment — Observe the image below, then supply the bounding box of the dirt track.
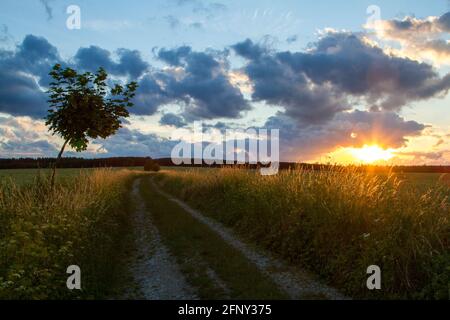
[118,177,348,300]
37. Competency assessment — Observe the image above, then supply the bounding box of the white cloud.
[367,12,450,65]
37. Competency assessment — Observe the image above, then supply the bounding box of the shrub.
[144,158,160,172]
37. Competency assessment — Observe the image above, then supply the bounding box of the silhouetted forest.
[0,157,449,173]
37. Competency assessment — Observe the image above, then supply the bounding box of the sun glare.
[350,145,395,163]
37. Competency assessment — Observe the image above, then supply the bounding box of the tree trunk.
[51,139,69,189]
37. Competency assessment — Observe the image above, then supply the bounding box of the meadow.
[0,168,140,299]
[0,167,143,185]
[154,167,450,299]
[1,166,449,299]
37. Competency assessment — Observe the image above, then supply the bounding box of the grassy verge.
[139,176,287,299]
[0,169,139,299]
[154,167,450,299]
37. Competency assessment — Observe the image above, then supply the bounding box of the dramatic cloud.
[132,74,173,115]
[155,46,251,119]
[159,113,186,127]
[233,33,450,124]
[265,110,426,161]
[0,115,178,159]
[0,70,48,117]
[370,12,450,65]
[1,36,153,118]
[0,139,56,157]
[395,150,445,161]
[90,127,178,158]
[0,35,251,120]
[0,116,58,157]
[0,35,61,117]
[74,46,149,79]
[0,30,446,160]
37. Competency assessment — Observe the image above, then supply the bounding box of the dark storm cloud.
[157,46,191,66]
[438,12,450,31]
[0,139,56,156]
[0,32,447,130]
[132,74,173,115]
[16,34,61,83]
[264,110,425,161]
[232,33,450,123]
[334,110,425,148]
[231,39,266,60]
[0,35,250,120]
[74,46,113,71]
[0,69,47,117]
[0,35,61,117]
[156,46,250,119]
[74,46,149,79]
[159,113,186,127]
[0,36,151,119]
[115,49,149,79]
[90,43,250,120]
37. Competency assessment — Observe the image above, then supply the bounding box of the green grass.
[154,167,450,300]
[0,169,140,299]
[0,167,144,186]
[1,165,448,299]
[395,172,450,190]
[139,176,287,299]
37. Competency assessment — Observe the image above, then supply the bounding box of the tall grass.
[0,169,137,299]
[156,167,450,299]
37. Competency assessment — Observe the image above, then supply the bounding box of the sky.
[0,0,449,164]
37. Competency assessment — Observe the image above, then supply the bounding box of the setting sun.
[350,145,395,163]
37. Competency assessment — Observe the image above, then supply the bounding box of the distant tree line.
[282,163,450,173]
[0,157,449,173]
[0,157,151,169]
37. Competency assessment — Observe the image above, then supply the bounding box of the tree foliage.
[46,64,138,152]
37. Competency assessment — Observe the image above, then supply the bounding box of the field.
[153,167,450,299]
[1,167,447,185]
[0,168,141,299]
[0,167,144,185]
[0,166,449,299]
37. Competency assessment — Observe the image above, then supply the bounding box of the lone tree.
[46,64,138,186]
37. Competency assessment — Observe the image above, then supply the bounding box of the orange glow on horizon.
[323,145,397,164]
[349,145,395,163]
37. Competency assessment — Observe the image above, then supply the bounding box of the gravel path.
[153,180,349,300]
[121,179,197,300]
